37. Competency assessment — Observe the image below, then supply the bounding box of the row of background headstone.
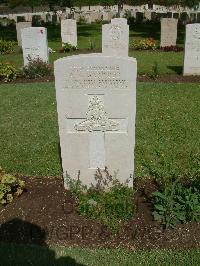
[20,18,200,76]
[1,10,200,26]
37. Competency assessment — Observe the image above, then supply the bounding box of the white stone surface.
[61,19,77,46]
[160,18,178,47]
[111,18,127,25]
[21,27,49,66]
[54,54,137,188]
[16,22,32,46]
[102,22,129,57]
[184,24,200,75]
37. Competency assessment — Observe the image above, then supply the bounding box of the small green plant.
[0,39,15,55]
[65,168,135,234]
[0,62,18,82]
[23,56,52,79]
[152,179,200,228]
[88,39,96,50]
[59,43,77,53]
[0,167,25,205]
[151,61,159,79]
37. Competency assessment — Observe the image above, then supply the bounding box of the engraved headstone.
[102,22,129,57]
[61,19,77,46]
[184,24,200,75]
[160,18,178,47]
[21,27,49,66]
[54,54,137,188]
[16,22,32,46]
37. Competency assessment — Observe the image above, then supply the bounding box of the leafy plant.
[0,39,15,55]
[23,56,52,79]
[152,179,200,228]
[65,168,135,234]
[59,43,77,53]
[0,62,18,82]
[131,38,157,50]
[0,167,25,205]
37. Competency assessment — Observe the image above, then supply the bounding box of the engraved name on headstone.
[61,19,77,46]
[21,27,49,66]
[160,18,178,47]
[184,23,200,75]
[54,54,137,187]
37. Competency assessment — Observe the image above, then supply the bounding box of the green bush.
[152,179,200,229]
[0,167,25,205]
[65,168,135,234]
[23,56,52,79]
[0,62,18,82]
[0,39,15,55]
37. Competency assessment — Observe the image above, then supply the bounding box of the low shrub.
[59,43,77,53]
[23,56,52,79]
[0,62,18,82]
[0,167,25,205]
[65,168,135,234]
[152,178,200,229]
[0,39,15,54]
[160,46,184,52]
[131,38,157,50]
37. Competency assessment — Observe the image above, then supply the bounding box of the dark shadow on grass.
[167,65,183,75]
[0,218,85,266]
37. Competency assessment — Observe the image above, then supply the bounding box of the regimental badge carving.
[109,25,122,41]
[74,96,119,132]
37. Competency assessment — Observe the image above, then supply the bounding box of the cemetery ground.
[0,22,191,78]
[0,22,200,264]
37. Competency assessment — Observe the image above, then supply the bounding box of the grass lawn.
[0,23,184,75]
[0,243,200,266]
[0,82,199,180]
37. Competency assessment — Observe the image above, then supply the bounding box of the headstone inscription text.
[55,55,137,187]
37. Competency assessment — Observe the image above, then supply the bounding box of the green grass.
[0,82,199,180]
[0,23,185,75]
[0,243,200,265]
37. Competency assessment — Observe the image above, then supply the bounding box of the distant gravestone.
[54,54,137,188]
[61,19,77,46]
[102,22,129,56]
[184,24,200,75]
[111,18,127,25]
[160,18,178,47]
[21,27,49,66]
[16,22,32,46]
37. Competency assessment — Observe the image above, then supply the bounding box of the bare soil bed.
[0,177,200,250]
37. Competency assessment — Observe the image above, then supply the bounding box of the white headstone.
[184,24,200,75]
[61,19,77,46]
[21,27,49,66]
[16,22,32,46]
[160,18,178,47]
[102,22,129,57]
[54,54,137,188]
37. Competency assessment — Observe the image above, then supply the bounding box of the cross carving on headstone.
[66,95,127,169]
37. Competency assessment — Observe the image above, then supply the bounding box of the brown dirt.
[0,177,200,250]
[1,74,200,85]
